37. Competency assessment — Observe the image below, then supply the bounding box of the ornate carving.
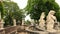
[39,12,45,29]
[46,10,57,32]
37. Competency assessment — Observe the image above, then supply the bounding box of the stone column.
[13,19,16,26]
[0,19,4,29]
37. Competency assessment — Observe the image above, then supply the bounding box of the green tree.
[3,1,24,26]
[0,1,5,19]
[25,0,60,21]
[56,8,60,21]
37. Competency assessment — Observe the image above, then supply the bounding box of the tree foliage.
[3,1,24,26]
[0,1,5,19]
[25,0,60,21]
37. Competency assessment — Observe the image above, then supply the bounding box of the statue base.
[47,29,57,32]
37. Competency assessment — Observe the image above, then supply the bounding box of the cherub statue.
[39,12,45,29]
[46,10,57,32]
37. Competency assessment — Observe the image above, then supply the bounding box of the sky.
[12,0,60,21]
[55,0,60,6]
[12,0,60,9]
[12,0,28,9]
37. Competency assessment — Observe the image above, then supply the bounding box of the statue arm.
[51,15,57,23]
[51,15,56,20]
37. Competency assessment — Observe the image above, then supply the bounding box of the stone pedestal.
[0,19,4,29]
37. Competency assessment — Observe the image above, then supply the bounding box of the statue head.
[40,12,45,18]
[49,10,55,15]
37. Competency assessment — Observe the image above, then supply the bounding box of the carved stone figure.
[46,10,57,32]
[39,12,45,29]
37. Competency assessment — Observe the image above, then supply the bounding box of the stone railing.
[0,25,60,34]
[17,25,60,34]
[5,26,19,34]
[0,26,19,34]
[0,29,5,34]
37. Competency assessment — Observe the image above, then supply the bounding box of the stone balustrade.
[0,29,5,34]
[0,25,60,34]
[0,26,19,34]
[5,26,19,34]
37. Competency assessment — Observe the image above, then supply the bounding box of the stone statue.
[22,19,25,25]
[39,12,45,29]
[46,10,57,32]
[13,19,16,26]
[0,19,4,29]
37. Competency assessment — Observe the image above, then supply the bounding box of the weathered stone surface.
[39,12,45,29]
[5,26,19,34]
[49,32,60,34]
[46,10,57,32]
[0,29,5,34]
[13,19,16,26]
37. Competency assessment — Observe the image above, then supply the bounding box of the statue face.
[50,10,55,15]
[41,12,45,18]
[51,12,55,15]
[53,12,55,15]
